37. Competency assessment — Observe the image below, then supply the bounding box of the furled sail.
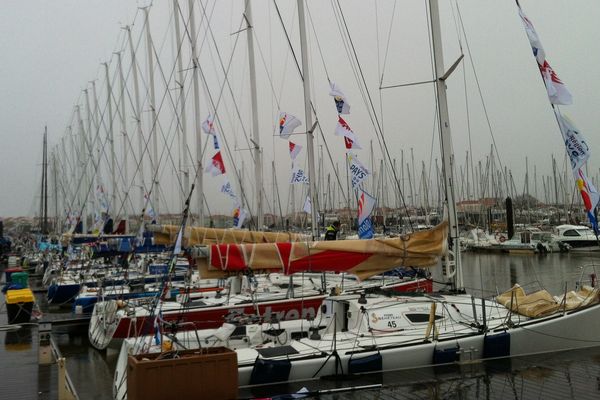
[147,224,311,246]
[195,221,447,280]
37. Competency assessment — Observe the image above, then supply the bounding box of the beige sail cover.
[147,225,311,247]
[197,221,448,280]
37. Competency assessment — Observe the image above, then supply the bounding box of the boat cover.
[148,224,310,246]
[496,284,600,317]
[196,221,447,280]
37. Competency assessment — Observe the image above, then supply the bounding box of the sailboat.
[110,0,600,395]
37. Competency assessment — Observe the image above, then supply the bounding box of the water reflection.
[240,346,600,400]
[4,327,32,351]
[434,252,600,297]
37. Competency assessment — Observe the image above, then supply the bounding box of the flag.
[574,168,600,234]
[558,114,590,172]
[290,167,309,184]
[144,193,156,220]
[518,7,546,65]
[96,184,109,213]
[289,141,302,160]
[303,195,312,214]
[347,152,370,188]
[173,226,183,254]
[278,112,302,139]
[153,313,161,345]
[202,114,217,135]
[329,82,350,114]
[357,189,377,239]
[539,60,572,105]
[233,207,247,229]
[205,151,226,176]
[220,180,237,200]
[212,134,220,150]
[135,221,145,247]
[344,137,360,150]
[335,116,361,149]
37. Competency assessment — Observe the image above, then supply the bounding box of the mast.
[52,150,59,233]
[40,126,48,234]
[245,0,263,230]
[116,51,129,230]
[297,0,318,239]
[103,62,117,220]
[173,0,189,209]
[83,88,98,218]
[429,0,463,290]
[126,25,146,212]
[75,106,88,233]
[188,0,204,226]
[144,7,160,218]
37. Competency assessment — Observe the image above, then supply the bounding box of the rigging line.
[173,0,213,170]
[196,51,254,223]
[196,1,255,161]
[455,2,510,196]
[249,22,281,111]
[101,61,139,217]
[375,2,387,172]
[332,1,395,211]
[333,0,413,228]
[72,30,145,222]
[273,1,296,111]
[305,2,331,84]
[87,64,136,219]
[379,0,398,87]
[273,1,348,206]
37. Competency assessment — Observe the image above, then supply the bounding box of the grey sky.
[1,0,599,220]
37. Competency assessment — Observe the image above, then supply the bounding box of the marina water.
[2,251,600,399]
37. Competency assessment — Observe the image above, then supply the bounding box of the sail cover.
[148,225,311,247]
[197,221,447,280]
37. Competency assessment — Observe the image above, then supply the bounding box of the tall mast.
[75,105,87,233]
[103,62,117,220]
[84,88,98,217]
[126,25,146,211]
[116,51,129,230]
[297,0,318,238]
[244,0,263,230]
[173,0,189,209]
[52,150,59,233]
[188,0,204,226]
[41,126,48,234]
[429,0,463,289]
[144,7,160,217]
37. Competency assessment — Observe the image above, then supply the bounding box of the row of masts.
[38,1,591,239]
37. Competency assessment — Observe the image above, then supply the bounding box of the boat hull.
[89,295,326,350]
[237,302,600,386]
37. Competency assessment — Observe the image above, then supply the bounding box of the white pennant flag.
[290,167,309,185]
[220,180,237,201]
[233,206,247,229]
[201,114,217,135]
[347,152,370,188]
[329,82,350,114]
[303,196,312,214]
[558,114,590,172]
[289,141,302,160]
[204,151,226,176]
[144,193,156,220]
[539,60,572,105]
[173,226,183,254]
[518,7,546,65]
[335,116,362,149]
[278,112,302,139]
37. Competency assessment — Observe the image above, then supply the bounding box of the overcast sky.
[1,0,599,220]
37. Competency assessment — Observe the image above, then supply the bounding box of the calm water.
[1,251,600,399]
